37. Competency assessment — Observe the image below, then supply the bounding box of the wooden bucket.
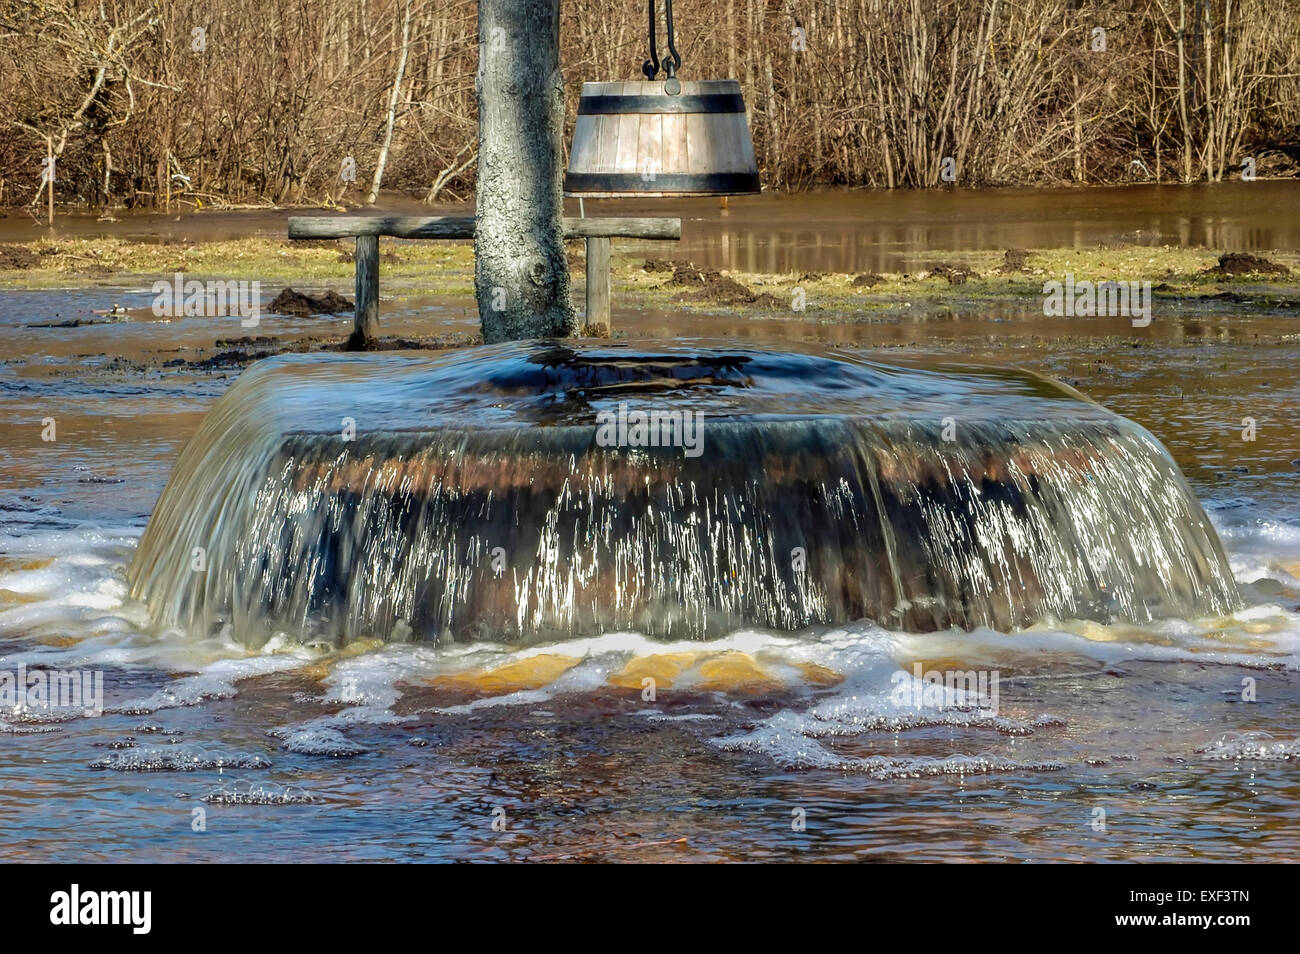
[564,79,761,197]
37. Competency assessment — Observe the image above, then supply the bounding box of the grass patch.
[0,236,478,293]
[612,245,1300,316]
[1,236,1296,321]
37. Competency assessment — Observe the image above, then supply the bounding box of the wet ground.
[2,188,1300,862]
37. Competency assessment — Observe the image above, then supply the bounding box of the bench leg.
[584,236,611,337]
[351,234,380,348]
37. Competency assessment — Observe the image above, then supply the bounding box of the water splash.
[128,341,1240,646]
[89,745,272,772]
[200,781,320,805]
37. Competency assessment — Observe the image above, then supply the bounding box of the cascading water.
[128,341,1240,646]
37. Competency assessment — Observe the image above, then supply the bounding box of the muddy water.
[598,180,1300,274]
[5,180,1298,275]
[4,193,1300,861]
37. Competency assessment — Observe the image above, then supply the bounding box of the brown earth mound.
[929,262,976,284]
[268,288,355,316]
[669,263,757,304]
[1203,252,1290,278]
[999,248,1032,274]
[0,244,41,269]
[751,292,787,309]
[665,262,710,286]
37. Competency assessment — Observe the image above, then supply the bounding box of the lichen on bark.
[474,0,577,344]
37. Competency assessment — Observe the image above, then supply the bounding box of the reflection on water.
[3,180,1297,276]
[591,181,1300,274]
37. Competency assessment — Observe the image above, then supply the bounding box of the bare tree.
[367,0,414,204]
[0,0,1297,206]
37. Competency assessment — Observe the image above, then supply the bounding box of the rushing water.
[128,344,1238,646]
[3,223,1300,860]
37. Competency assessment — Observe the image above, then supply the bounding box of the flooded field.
[5,180,1299,276]
[2,186,1300,862]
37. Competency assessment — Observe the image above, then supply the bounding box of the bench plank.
[288,215,681,240]
[561,217,680,239]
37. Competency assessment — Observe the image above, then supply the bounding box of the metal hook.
[663,0,681,79]
[642,0,660,80]
[642,0,682,81]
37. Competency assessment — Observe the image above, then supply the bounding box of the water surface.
[5,179,1297,276]
[2,218,1299,861]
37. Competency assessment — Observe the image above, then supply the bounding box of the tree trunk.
[474,0,576,343]
[1177,0,1193,182]
[368,0,413,205]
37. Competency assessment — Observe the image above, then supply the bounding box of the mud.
[0,244,41,269]
[663,261,772,306]
[268,288,356,316]
[1204,252,1291,278]
[927,262,976,284]
[998,248,1032,274]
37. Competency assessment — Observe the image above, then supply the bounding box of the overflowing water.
[128,343,1239,647]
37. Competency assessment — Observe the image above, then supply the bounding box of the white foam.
[636,710,722,722]
[90,744,271,772]
[711,716,1066,777]
[5,518,1300,780]
[1197,732,1300,761]
[200,781,320,804]
[274,726,368,758]
[111,654,311,714]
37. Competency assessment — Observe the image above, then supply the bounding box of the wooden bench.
[286,215,681,340]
